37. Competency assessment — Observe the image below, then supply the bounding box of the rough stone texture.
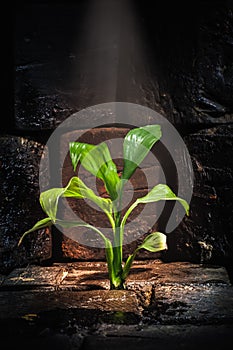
[0,136,51,273]
[145,284,233,325]
[14,1,233,130]
[7,1,233,347]
[1,265,68,290]
[1,260,230,290]
[0,289,140,319]
[14,1,130,130]
[162,125,233,277]
[0,260,233,349]
[136,1,233,124]
[0,260,232,316]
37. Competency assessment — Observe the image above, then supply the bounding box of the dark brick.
[0,136,51,273]
[162,125,233,266]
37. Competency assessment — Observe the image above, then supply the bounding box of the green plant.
[19,125,189,290]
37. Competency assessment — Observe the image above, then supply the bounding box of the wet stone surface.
[144,283,233,325]
[0,260,233,349]
[0,136,51,274]
[1,265,68,290]
[14,2,233,130]
[163,124,233,276]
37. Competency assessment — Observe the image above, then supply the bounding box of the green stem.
[112,181,125,285]
[122,247,140,281]
[113,213,123,278]
[104,210,115,232]
[120,201,138,248]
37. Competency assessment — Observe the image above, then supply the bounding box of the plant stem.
[111,182,125,289]
[113,213,123,278]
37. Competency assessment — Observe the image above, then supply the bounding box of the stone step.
[0,289,140,320]
[0,260,233,350]
[1,260,230,290]
[0,261,232,324]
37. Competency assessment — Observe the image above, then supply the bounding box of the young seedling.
[19,125,189,289]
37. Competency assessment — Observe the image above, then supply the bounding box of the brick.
[0,136,51,273]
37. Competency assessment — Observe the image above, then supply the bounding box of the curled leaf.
[122,125,161,180]
[138,232,167,252]
[70,142,120,200]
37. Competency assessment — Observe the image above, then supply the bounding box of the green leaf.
[40,176,112,221]
[70,142,120,200]
[136,184,189,215]
[122,125,161,180]
[55,218,108,243]
[69,142,94,172]
[138,232,167,252]
[122,253,136,281]
[18,217,52,246]
[40,188,69,221]
[64,176,113,214]
[121,231,167,280]
[120,184,189,239]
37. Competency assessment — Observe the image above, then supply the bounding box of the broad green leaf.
[138,232,167,252]
[55,218,108,243]
[64,176,112,214]
[136,184,189,215]
[18,217,52,246]
[70,142,120,200]
[40,188,69,221]
[40,176,112,221]
[122,125,161,180]
[120,184,189,237]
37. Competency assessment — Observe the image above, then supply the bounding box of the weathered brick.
[0,136,51,273]
[162,125,233,270]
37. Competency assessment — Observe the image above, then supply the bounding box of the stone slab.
[147,283,233,325]
[1,282,233,325]
[1,261,230,291]
[127,260,231,284]
[59,261,231,289]
[58,262,109,290]
[0,260,233,350]
[1,266,68,290]
[0,289,140,319]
